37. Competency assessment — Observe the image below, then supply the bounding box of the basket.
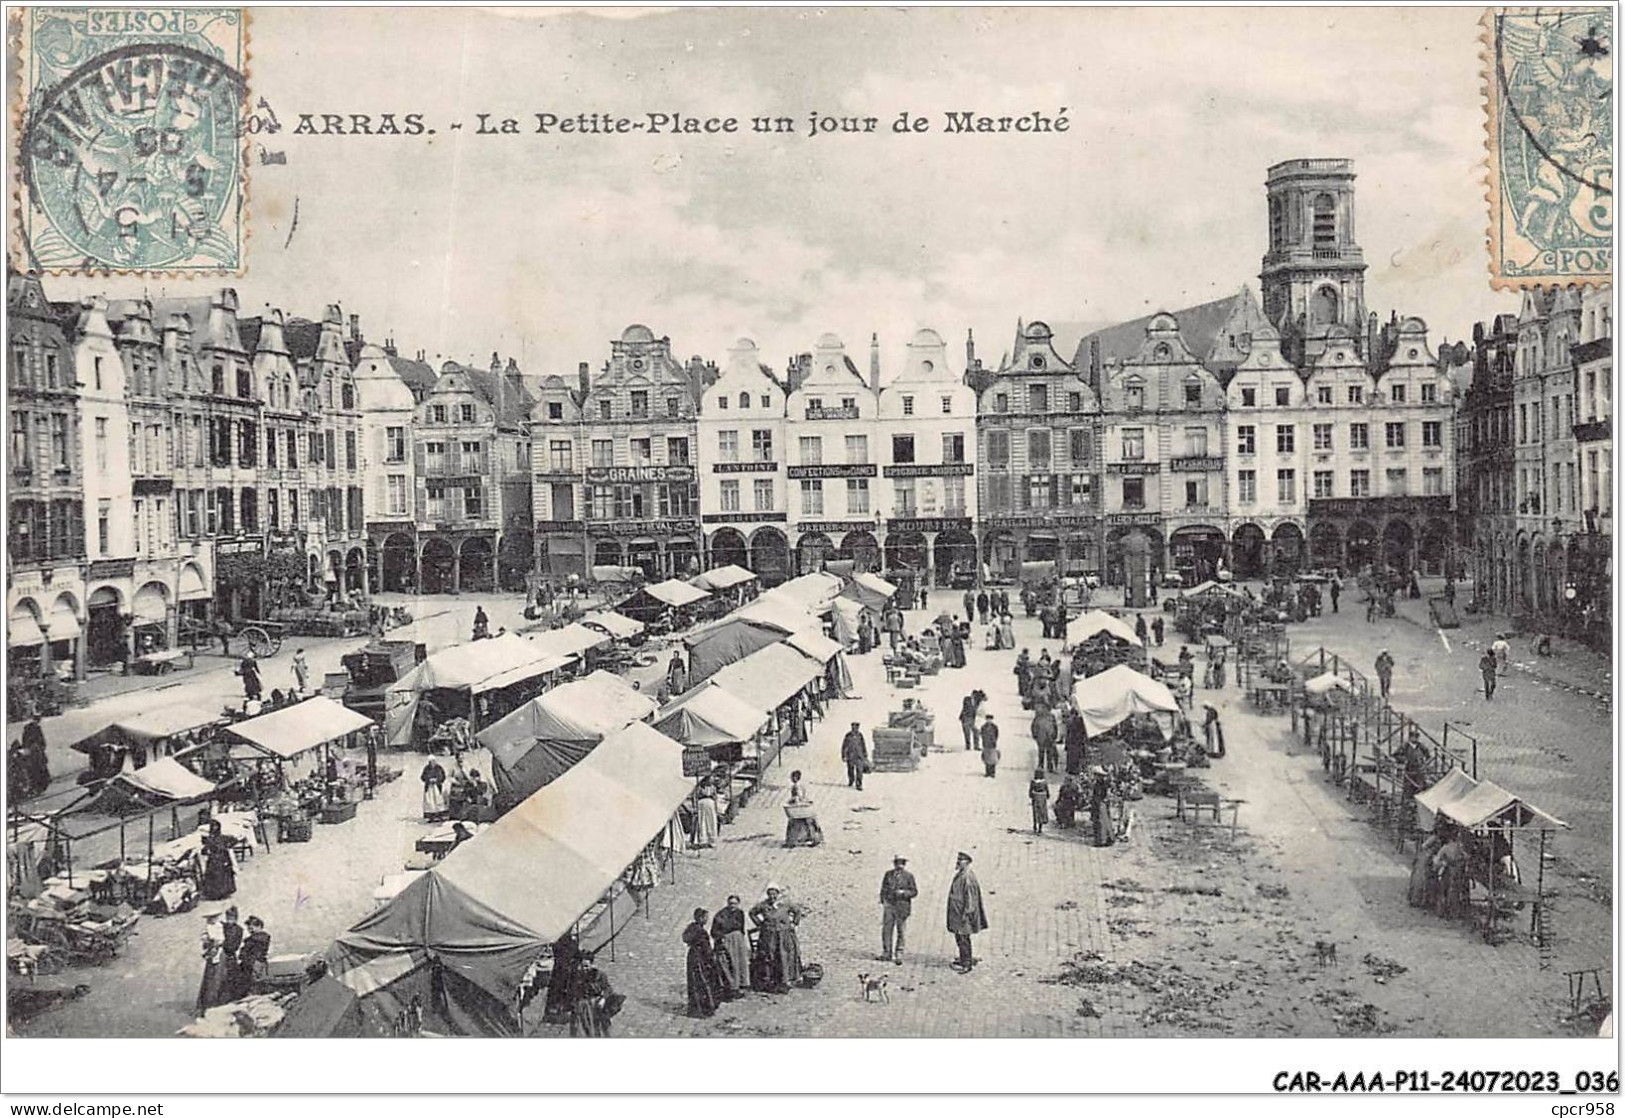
[279,816,314,843]
[783,803,817,821]
[798,962,824,988]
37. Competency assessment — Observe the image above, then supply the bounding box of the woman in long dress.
[568,954,616,1037]
[219,907,244,1001]
[749,885,805,994]
[195,908,227,1014]
[421,758,448,822]
[998,612,1015,651]
[783,770,824,847]
[710,896,749,999]
[1028,770,1051,835]
[692,781,720,848]
[682,908,724,1018]
[199,820,237,901]
[1409,829,1444,908]
[236,916,271,999]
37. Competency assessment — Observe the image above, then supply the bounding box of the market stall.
[689,564,759,613]
[1064,610,1143,649]
[614,577,712,627]
[89,758,216,815]
[682,597,811,685]
[653,684,771,815]
[69,704,223,781]
[383,633,576,747]
[580,611,645,642]
[839,571,898,612]
[327,722,691,1036]
[786,626,851,697]
[1071,664,1182,740]
[706,640,822,768]
[478,670,659,808]
[226,696,375,830]
[591,565,644,586]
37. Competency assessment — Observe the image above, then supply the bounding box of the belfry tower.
[1259,158,1367,339]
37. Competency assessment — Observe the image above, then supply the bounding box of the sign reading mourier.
[17,8,249,274]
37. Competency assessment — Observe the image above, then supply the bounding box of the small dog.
[857,972,890,1004]
[1313,941,1338,967]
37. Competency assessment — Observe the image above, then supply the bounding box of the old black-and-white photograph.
[3,3,1616,1096]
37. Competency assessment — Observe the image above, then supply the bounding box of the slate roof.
[1071,292,1249,375]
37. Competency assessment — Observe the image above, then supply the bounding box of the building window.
[455,403,473,424]
[1422,467,1444,496]
[1420,381,1437,404]
[1186,378,1203,406]
[1121,476,1144,509]
[987,431,1010,468]
[902,395,915,417]
[430,404,446,423]
[1389,383,1407,404]
[1067,474,1093,508]
[845,435,868,464]
[11,412,29,470]
[1029,384,1048,413]
[840,396,857,411]
[285,430,297,468]
[666,397,681,420]
[94,417,108,472]
[1237,469,1256,504]
[988,475,1012,511]
[1385,468,1408,495]
[1184,476,1208,508]
[51,414,69,469]
[1069,392,1083,412]
[719,479,740,512]
[761,395,771,409]
[385,426,406,463]
[465,486,483,518]
[1069,428,1091,462]
[590,485,613,519]
[736,391,750,410]
[346,431,358,469]
[1276,424,1295,453]
[668,436,690,464]
[1118,428,1141,461]
[1313,423,1333,451]
[548,402,564,421]
[994,393,1009,414]
[894,478,917,514]
[1317,384,1333,405]
[1277,468,1296,503]
[599,399,612,420]
[943,476,966,515]
[1385,422,1406,449]
[1028,429,1052,468]
[846,478,870,515]
[591,439,613,467]
[751,430,773,461]
[1422,421,1442,448]
[717,395,729,411]
[1349,423,1369,450]
[388,475,408,516]
[1236,425,1255,455]
[1125,380,1145,411]
[1347,384,1364,405]
[1240,387,1256,408]
[549,439,572,471]
[942,432,965,464]
[753,478,773,511]
[718,431,738,462]
[800,435,823,465]
[1274,385,1290,406]
[1184,427,1207,457]
[800,479,824,516]
[629,391,649,419]
[630,438,652,465]
[97,499,111,555]
[940,396,953,415]
[458,440,483,471]
[892,435,915,464]
[1313,469,1334,498]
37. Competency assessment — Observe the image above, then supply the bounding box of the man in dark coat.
[1374,649,1395,700]
[1064,710,1087,775]
[841,722,869,791]
[1031,706,1059,773]
[946,852,988,972]
[975,590,989,625]
[21,718,49,797]
[879,855,918,963]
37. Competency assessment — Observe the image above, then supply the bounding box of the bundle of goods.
[888,700,936,751]
[177,992,296,1038]
[870,727,921,773]
[7,937,61,977]
[427,717,474,755]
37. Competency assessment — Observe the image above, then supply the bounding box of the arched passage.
[1346,520,1379,572]
[345,547,367,595]
[1230,523,1266,581]
[933,528,977,587]
[1025,532,1060,563]
[459,537,495,593]
[749,526,790,585]
[883,530,928,575]
[1420,518,1451,578]
[1171,525,1226,583]
[627,538,660,580]
[86,586,125,667]
[498,529,534,592]
[381,532,416,593]
[421,538,457,594]
[982,529,1018,582]
[1309,522,1342,570]
[709,528,749,572]
[836,529,880,573]
[667,536,699,578]
[1382,520,1414,574]
[796,531,832,575]
[593,539,623,569]
[1272,522,1305,575]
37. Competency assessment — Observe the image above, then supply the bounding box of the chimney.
[578,361,590,399]
[869,332,880,393]
[348,313,361,342]
[966,327,976,370]
[490,351,501,372]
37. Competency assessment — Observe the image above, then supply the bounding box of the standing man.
[959,692,980,752]
[979,714,1001,777]
[841,721,869,791]
[1479,650,1498,700]
[291,648,310,696]
[1374,649,1395,700]
[878,855,918,964]
[962,588,976,625]
[1329,577,1341,614]
[946,852,988,973]
[1490,633,1511,676]
[1151,615,1165,646]
[1031,705,1059,773]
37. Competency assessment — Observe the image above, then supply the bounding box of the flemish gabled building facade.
[976,320,1100,581]
[696,339,791,584]
[578,325,701,579]
[783,334,882,574]
[355,343,434,592]
[1569,284,1612,639]
[1511,286,1584,616]
[1460,314,1519,611]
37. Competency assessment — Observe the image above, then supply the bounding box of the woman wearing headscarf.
[749,884,805,994]
[692,779,720,849]
[682,908,725,1017]
[568,951,618,1037]
[543,933,581,1022]
[710,895,750,1000]
[420,757,448,822]
[199,819,237,900]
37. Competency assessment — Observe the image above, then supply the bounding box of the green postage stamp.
[1484,7,1613,287]
[14,7,247,274]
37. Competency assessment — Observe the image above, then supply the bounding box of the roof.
[580,611,644,639]
[653,684,768,746]
[710,641,823,711]
[112,704,221,743]
[389,632,571,696]
[690,565,758,592]
[227,696,374,759]
[786,627,842,664]
[647,579,711,607]
[1065,610,1143,647]
[387,355,438,397]
[840,572,898,609]
[106,757,216,803]
[1072,292,1250,375]
[1415,768,1566,831]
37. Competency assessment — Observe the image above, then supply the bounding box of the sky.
[62,5,1515,376]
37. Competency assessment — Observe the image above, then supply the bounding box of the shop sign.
[369,520,414,533]
[713,461,779,474]
[536,520,585,532]
[882,463,975,478]
[984,514,1096,531]
[703,512,787,524]
[1308,495,1451,518]
[533,471,579,483]
[593,519,699,537]
[1170,456,1224,472]
[682,746,713,778]
[804,404,861,420]
[786,463,876,479]
[1106,513,1162,526]
[86,557,136,579]
[887,517,972,534]
[214,537,265,555]
[584,465,695,483]
[796,520,875,535]
[1107,461,1159,475]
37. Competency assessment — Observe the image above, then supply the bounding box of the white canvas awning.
[1304,671,1354,696]
[1415,768,1566,831]
[646,579,711,608]
[227,696,374,759]
[580,611,644,640]
[8,605,45,648]
[1066,610,1143,647]
[690,565,758,592]
[653,684,768,746]
[1071,664,1180,739]
[786,627,842,664]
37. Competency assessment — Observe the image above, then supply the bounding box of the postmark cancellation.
[1483,7,1613,288]
[12,7,247,275]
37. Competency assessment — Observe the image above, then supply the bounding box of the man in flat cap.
[946,851,988,973]
[879,855,918,964]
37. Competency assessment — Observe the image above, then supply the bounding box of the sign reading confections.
[786,463,877,479]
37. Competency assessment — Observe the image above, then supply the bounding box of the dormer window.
[738,391,750,409]
[902,395,915,417]
[994,393,1008,414]
[1240,387,1256,408]
[548,402,563,421]
[1125,380,1145,411]
[760,395,770,408]
[1185,377,1202,406]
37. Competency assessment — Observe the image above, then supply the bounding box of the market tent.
[1065,610,1143,648]
[580,611,644,640]
[653,684,768,746]
[822,559,856,578]
[683,605,805,684]
[829,597,864,647]
[710,641,822,711]
[615,578,711,622]
[689,564,758,592]
[787,626,852,694]
[592,565,643,584]
[770,571,843,610]
[527,622,609,661]
[384,633,572,746]
[70,704,221,755]
[1019,560,1058,585]
[1071,664,1180,739]
[275,974,374,1038]
[331,722,690,1036]
[1181,580,1246,599]
[226,696,373,760]
[479,670,659,804]
[1304,671,1354,696]
[92,756,216,811]
[1414,769,1567,831]
[840,571,898,610]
